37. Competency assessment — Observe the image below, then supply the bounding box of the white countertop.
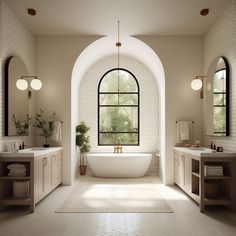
[0,147,62,158]
[174,147,236,157]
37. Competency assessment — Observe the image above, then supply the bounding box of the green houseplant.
[34,109,57,147]
[76,121,91,175]
[12,114,31,136]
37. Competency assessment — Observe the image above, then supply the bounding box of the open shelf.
[0,176,30,180]
[204,176,231,180]
[192,172,200,178]
[191,174,199,196]
[0,197,31,205]
[0,158,33,211]
[192,159,199,173]
[204,161,231,177]
[191,159,200,198]
[204,197,231,206]
[0,161,30,177]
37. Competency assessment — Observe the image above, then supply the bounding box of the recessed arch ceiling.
[6,0,230,36]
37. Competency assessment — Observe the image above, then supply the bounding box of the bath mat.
[56,178,173,213]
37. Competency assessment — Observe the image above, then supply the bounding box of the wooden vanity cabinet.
[0,149,62,212]
[174,148,236,212]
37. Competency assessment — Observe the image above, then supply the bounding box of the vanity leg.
[30,203,35,213]
[200,203,205,213]
[200,160,205,213]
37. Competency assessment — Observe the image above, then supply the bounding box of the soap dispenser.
[213,142,216,150]
[210,141,213,149]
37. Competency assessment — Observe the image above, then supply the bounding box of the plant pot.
[79,165,87,175]
[43,144,50,148]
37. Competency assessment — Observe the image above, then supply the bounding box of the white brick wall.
[0,0,35,151]
[203,0,236,151]
[78,55,160,175]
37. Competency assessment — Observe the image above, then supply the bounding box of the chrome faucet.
[114,138,123,153]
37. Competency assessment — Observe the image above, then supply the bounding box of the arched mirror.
[5,56,30,136]
[206,56,229,136]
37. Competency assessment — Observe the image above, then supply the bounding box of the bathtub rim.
[86,152,153,158]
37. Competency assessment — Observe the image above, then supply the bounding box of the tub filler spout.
[113,138,123,153]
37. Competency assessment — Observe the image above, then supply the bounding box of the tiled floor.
[0,176,236,236]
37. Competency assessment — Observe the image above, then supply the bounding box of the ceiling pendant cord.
[116,20,122,106]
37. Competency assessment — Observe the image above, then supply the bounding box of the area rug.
[56,178,173,213]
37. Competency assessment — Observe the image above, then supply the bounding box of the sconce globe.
[191,78,202,91]
[16,79,28,90]
[30,78,42,90]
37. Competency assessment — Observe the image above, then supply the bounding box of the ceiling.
[6,0,231,36]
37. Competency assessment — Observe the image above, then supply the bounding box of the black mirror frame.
[4,56,13,136]
[223,56,230,136]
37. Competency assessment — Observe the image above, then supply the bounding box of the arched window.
[98,68,139,145]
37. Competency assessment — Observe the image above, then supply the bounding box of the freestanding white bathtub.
[86,153,152,178]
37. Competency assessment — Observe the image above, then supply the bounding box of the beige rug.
[57,178,173,213]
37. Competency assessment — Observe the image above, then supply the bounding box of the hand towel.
[176,120,193,144]
[180,121,190,141]
[51,121,62,142]
[176,122,182,143]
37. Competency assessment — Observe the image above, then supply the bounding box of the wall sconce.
[191,76,206,99]
[16,76,42,90]
[16,76,42,98]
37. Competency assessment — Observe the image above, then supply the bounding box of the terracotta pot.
[79,165,87,175]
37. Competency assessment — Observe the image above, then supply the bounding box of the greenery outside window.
[98,68,139,145]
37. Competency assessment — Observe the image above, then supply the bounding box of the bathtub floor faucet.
[114,138,123,153]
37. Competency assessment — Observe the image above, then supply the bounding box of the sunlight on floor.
[57,176,173,212]
[79,176,189,202]
[155,182,189,201]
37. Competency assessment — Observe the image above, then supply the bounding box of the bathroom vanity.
[174,147,236,212]
[0,147,62,212]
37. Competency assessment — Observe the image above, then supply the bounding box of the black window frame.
[98,68,140,146]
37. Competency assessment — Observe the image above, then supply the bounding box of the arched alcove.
[71,36,166,183]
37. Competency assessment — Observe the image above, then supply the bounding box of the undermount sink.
[190,147,206,150]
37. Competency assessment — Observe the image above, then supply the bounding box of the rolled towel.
[9,169,26,174]
[8,172,26,177]
[7,164,26,170]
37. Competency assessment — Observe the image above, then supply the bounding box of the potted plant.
[76,121,91,175]
[34,109,57,147]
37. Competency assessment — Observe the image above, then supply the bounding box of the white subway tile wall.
[0,0,36,151]
[203,0,236,151]
[78,55,160,175]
